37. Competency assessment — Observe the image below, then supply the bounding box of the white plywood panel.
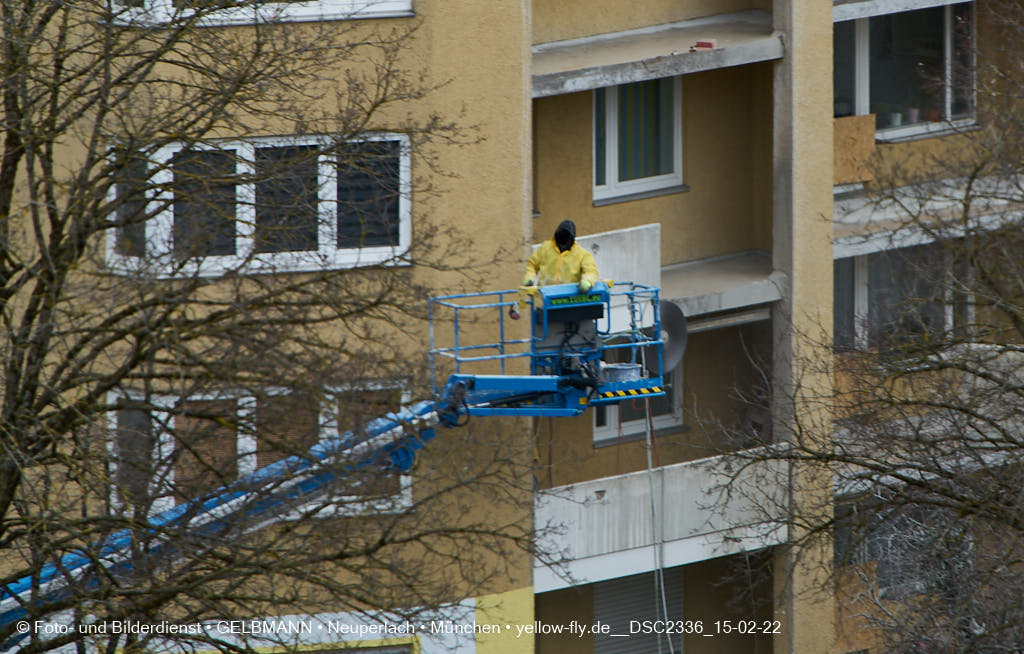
[575,222,660,290]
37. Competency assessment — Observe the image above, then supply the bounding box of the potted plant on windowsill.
[873,102,889,127]
[873,102,903,128]
[905,89,928,124]
[890,107,903,127]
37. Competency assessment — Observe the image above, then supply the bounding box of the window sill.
[279,476,413,519]
[106,250,412,279]
[115,0,413,27]
[833,182,865,198]
[593,184,690,208]
[875,118,978,143]
[593,423,689,448]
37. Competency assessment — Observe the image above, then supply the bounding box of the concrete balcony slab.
[532,10,784,98]
[660,250,784,321]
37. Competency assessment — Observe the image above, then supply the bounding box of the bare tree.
[0,2,532,652]
[708,2,1024,652]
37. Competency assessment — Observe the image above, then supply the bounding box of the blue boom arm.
[0,402,448,646]
[1,281,667,645]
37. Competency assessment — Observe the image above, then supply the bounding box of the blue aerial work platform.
[0,281,674,647]
[431,281,667,418]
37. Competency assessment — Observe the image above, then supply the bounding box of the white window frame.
[593,77,683,202]
[116,0,412,28]
[108,391,189,515]
[836,2,976,140]
[592,361,683,445]
[106,132,412,278]
[305,382,414,518]
[107,385,413,518]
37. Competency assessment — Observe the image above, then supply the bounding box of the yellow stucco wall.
[771,0,836,650]
[475,586,535,654]
[409,0,533,294]
[532,0,773,45]
[535,321,772,489]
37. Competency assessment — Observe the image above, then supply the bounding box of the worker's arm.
[523,245,543,285]
[579,249,599,292]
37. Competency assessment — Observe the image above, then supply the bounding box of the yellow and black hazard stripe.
[597,386,663,400]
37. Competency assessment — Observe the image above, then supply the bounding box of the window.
[834,2,974,138]
[175,398,244,502]
[835,503,973,599]
[323,387,406,498]
[111,401,163,515]
[253,392,321,469]
[593,77,683,202]
[108,386,409,515]
[112,155,149,258]
[593,341,683,445]
[107,134,410,277]
[834,242,964,351]
[117,0,413,28]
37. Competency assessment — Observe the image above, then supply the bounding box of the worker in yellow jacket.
[511,221,598,320]
[523,220,599,291]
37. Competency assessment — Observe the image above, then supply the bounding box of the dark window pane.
[618,392,673,422]
[337,141,401,249]
[835,502,972,600]
[114,156,149,258]
[834,257,855,351]
[255,392,320,468]
[617,78,674,182]
[952,246,971,338]
[115,406,155,513]
[336,388,403,436]
[254,145,319,253]
[172,150,237,259]
[833,503,856,567]
[334,388,404,497]
[174,399,237,502]
[834,21,855,117]
[868,506,972,598]
[870,8,944,128]
[868,244,945,348]
[951,3,975,119]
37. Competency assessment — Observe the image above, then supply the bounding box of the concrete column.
[771,0,835,652]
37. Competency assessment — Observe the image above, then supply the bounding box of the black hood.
[554,220,576,252]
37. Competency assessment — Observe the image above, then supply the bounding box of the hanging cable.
[641,346,676,654]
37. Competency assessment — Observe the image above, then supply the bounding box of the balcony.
[534,450,787,591]
[661,250,782,331]
[532,10,783,98]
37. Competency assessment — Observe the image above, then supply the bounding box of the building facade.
[2,0,1006,652]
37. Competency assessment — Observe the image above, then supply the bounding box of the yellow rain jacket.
[523,240,599,287]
